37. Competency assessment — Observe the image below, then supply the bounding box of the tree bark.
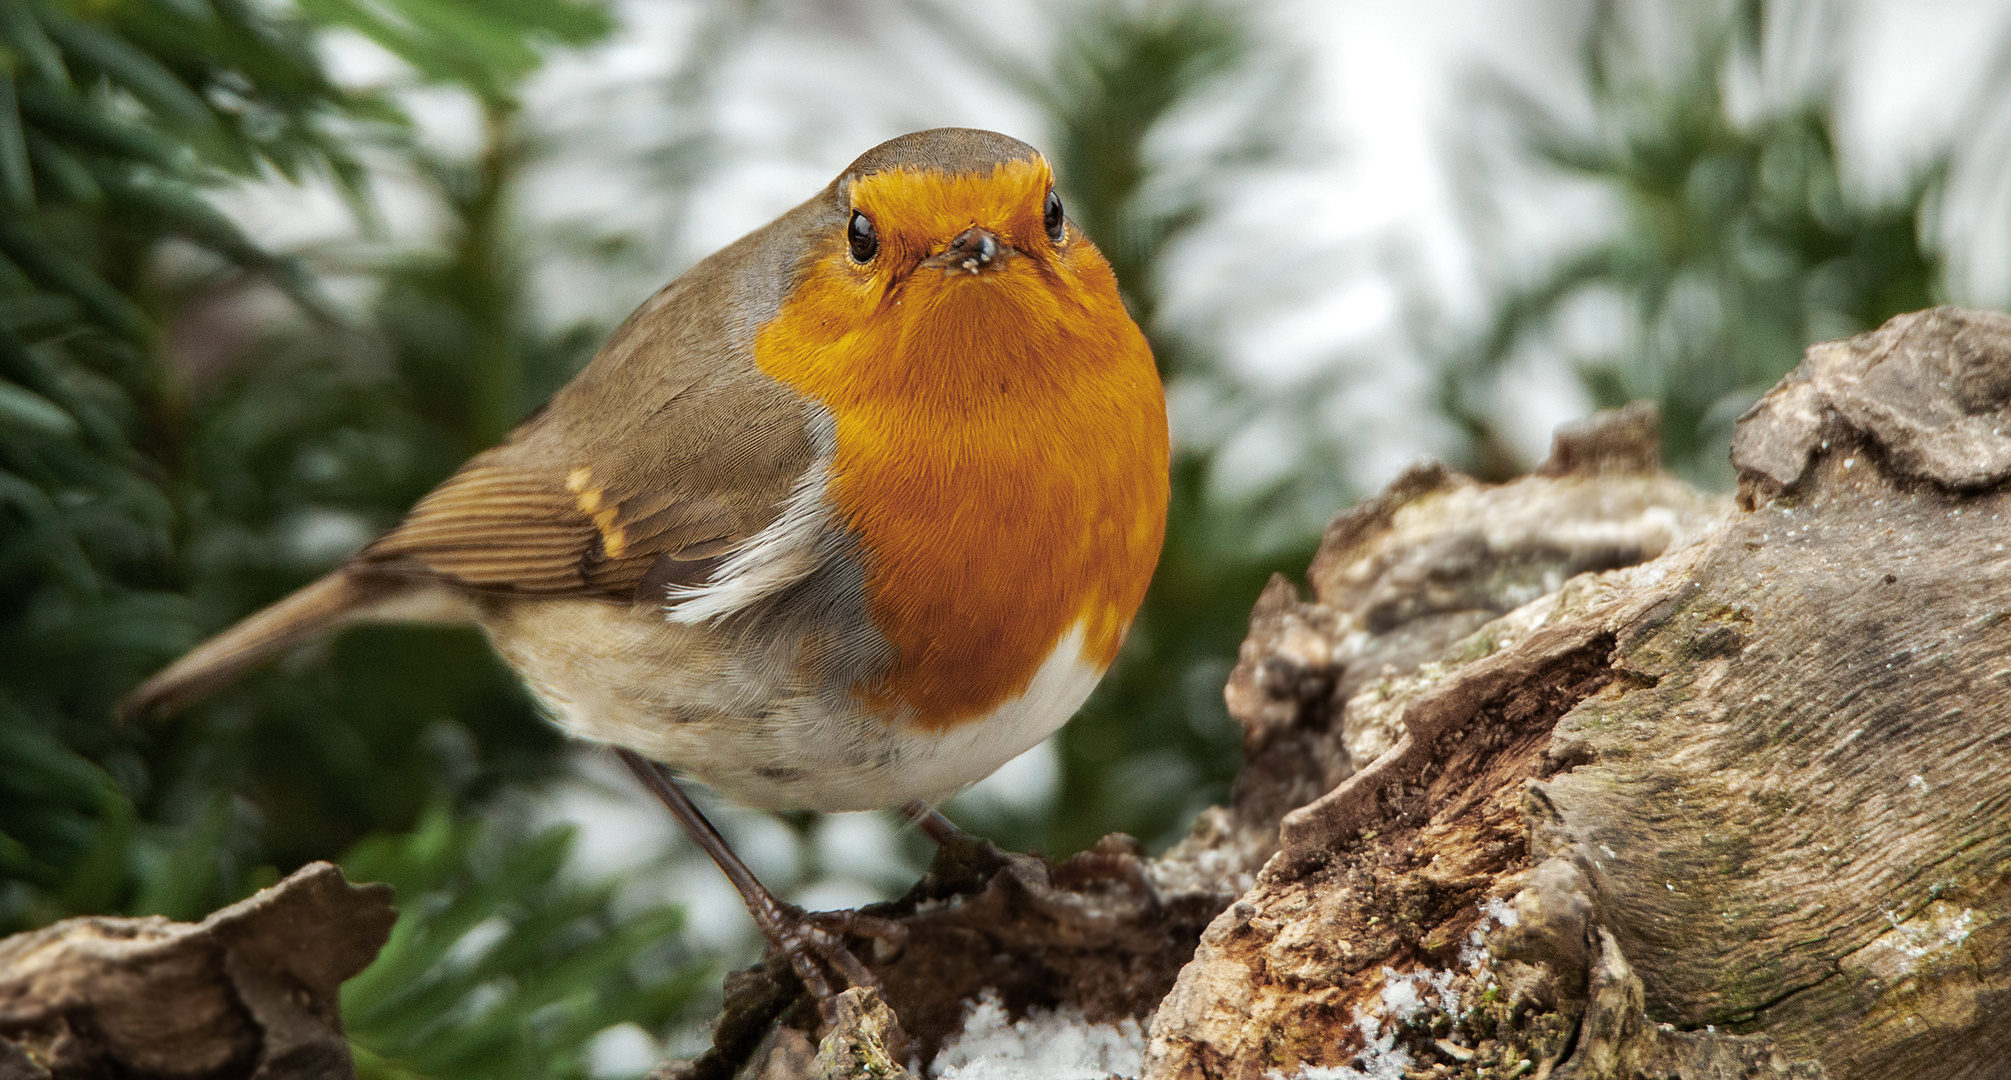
[1141,306,2011,1080]
[0,863,395,1080]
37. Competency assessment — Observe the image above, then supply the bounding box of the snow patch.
[1461,896,1518,970]
[1267,1007,1413,1080]
[586,1023,661,1079]
[931,990,1145,1080]
[1269,959,1482,1080]
[1380,965,1460,1022]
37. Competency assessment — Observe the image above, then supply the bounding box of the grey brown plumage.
[120,134,849,720]
[119,571,401,719]
[354,189,833,601]
[117,129,1041,729]
[118,127,1160,818]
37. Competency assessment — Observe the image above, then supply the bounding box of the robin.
[123,127,1170,1008]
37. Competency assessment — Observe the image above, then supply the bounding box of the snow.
[1269,898,1524,1079]
[1381,964,1462,1020]
[930,990,1146,1080]
[1267,1008,1413,1080]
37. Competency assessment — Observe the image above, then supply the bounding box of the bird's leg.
[899,799,1010,872]
[616,749,905,1023]
[897,800,964,846]
[901,801,1158,908]
[896,800,1026,894]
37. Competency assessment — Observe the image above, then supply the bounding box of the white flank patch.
[883,623,1105,806]
[931,990,1144,1080]
[664,453,837,624]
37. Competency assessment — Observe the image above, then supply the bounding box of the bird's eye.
[1043,190,1066,245]
[848,210,878,262]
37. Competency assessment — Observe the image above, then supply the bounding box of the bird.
[122,127,1170,1010]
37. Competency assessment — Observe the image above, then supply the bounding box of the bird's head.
[755,129,1143,408]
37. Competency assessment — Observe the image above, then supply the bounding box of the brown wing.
[358,372,819,603]
[355,200,836,603]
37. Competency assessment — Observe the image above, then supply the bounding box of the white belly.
[483,599,1105,811]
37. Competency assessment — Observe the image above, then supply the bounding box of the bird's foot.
[757,901,908,1026]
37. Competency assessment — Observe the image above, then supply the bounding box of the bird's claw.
[763,903,909,1026]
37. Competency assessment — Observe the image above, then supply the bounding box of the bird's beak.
[922,226,1014,275]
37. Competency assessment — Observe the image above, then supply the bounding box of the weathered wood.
[0,863,394,1080]
[660,830,1232,1079]
[1144,307,2011,1080]
[1141,401,1726,1080]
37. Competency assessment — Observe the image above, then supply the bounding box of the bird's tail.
[119,569,403,720]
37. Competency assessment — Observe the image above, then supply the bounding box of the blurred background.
[3,0,2008,1074]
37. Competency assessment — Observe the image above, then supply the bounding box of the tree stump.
[1143,306,2011,1080]
[0,863,395,1080]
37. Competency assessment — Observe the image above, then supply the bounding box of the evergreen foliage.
[0,0,691,1074]
[342,807,700,1080]
[0,0,390,933]
[1447,0,1947,482]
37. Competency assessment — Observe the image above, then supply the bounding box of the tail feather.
[120,570,397,720]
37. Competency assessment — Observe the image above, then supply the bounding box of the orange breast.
[753,163,1168,728]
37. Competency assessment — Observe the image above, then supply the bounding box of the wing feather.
[353,298,823,601]
[350,187,835,603]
